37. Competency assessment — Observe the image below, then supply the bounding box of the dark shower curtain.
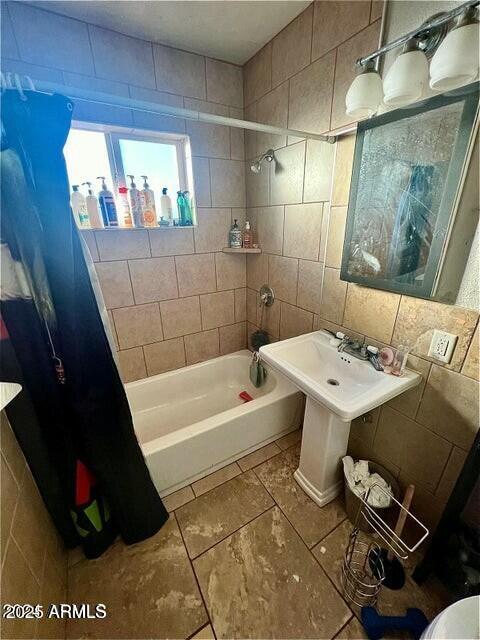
[0,90,168,557]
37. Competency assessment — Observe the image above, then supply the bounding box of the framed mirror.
[341,82,479,304]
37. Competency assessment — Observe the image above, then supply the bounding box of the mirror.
[341,82,479,306]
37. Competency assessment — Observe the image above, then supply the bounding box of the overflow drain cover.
[327,378,340,386]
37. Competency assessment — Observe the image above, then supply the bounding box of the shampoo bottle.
[140,175,157,227]
[82,182,103,228]
[127,175,144,228]
[97,177,118,227]
[243,220,253,248]
[160,187,173,225]
[118,186,133,227]
[71,185,90,228]
[229,219,242,248]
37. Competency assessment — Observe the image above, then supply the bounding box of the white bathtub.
[126,350,303,497]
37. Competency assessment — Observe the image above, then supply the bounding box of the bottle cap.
[162,187,168,195]
[245,221,250,229]
[72,185,79,191]
[119,186,128,194]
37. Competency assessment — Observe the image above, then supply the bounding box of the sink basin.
[260,330,421,507]
[260,330,420,421]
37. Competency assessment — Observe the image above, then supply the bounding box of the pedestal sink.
[260,330,420,507]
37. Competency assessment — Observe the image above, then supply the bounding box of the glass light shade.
[429,23,479,91]
[383,49,429,107]
[345,71,383,118]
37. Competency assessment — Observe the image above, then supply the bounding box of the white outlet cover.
[428,329,458,364]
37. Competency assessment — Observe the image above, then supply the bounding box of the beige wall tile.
[284,203,323,261]
[392,297,478,372]
[215,253,246,291]
[160,296,202,339]
[194,209,231,254]
[312,1,371,61]
[270,142,306,206]
[234,288,247,322]
[219,322,247,354]
[210,160,246,208]
[374,406,451,491]
[319,203,330,262]
[435,447,468,504]
[206,58,243,107]
[297,260,323,314]
[303,140,335,204]
[95,261,134,309]
[246,253,268,291]
[263,300,282,339]
[320,267,347,324]
[81,230,99,262]
[350,407,381,446]
[416,365,479,451]
[143,337,186,376]
[268,255,298,305]
[95,230,150,261]
[256,82,289,152]
[253,206,284,255]
[343,284,400,344]
[331,20,382,130]
[154,44,206,99]
[175,253,217,296]
[184,97,229,117]
[129,257,178,304]
[398,472,444,532]
[187,120,230,159]
[370,0,384,22]
[387,354,431,419]
[108,309,120,350]
[462,323,479,380]
[200,291,235,330]
[271,5,313,87]
[191,157,211,207]
[184,329,220,365]
[113,303,163,349]
[244,43,271,106]
[325,206,347,269]
[149,228,194,257]
[332,134,356,206]
[288,51,335,134]
[247,288,259,324]
[117,347,147,382]
[280,302,313,339]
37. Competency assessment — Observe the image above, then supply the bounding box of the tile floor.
[67,429,449,640]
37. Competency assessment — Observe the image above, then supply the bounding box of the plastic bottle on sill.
[182,190,193,226]
[71,185,90,228]
[127,175,144,228]
[160,187,173,225]
[243,220,253,248]
[140,175,157,227]
[82,182,103,228]
[97,177,118,227]
[118,186,133,227]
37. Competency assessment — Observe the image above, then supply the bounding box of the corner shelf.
[222,247,262,254]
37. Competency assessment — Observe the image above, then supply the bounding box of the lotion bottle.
[118,186,133,227]
[127,175,143,228]
[243,220,253,248]
[82,182,103,228]
[97,177,118,227]
[160,187,173,225]
[140,175,157,227]
[71,185,90,228]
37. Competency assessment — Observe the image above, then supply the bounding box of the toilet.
[420,595,480,639]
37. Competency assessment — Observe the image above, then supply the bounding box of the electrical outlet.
[428,330,458,364]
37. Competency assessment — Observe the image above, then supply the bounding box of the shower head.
[250,149,275,173]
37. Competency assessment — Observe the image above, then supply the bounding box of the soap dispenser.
[97,177,118,227]
[140,175,157,227]
[82,182,103,228]
[70,185,89,228]
[127,175,143,228]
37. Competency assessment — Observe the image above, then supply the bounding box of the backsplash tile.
[113,303,163,349]
[184,329,220,365]
[154,43,206,99]
[175,253,217,297]
[343,284,400,344]
[200,291,235,330]
[271,5,313,87]
[284,203,323,261]
[160,296,202,340]
[143,338,186,376]
[206,58,243,108]
[312,1,371,61]
[129,257,179,304]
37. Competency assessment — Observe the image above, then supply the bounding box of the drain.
[327,378,340,386]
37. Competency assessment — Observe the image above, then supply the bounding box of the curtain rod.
[4,78,338,144]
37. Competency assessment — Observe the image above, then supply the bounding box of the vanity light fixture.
[429,6,480,91]
[344,0,479,117]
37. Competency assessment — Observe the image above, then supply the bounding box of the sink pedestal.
[294,397,351,507]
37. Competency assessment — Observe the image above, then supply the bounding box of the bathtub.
[126,350,303,497]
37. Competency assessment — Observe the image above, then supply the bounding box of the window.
[64,124,193,226]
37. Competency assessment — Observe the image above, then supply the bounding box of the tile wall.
[1,412,68,639]
[243,0,479,531]
[2,1,248,382]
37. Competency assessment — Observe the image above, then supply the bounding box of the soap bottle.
[140,175,157,227]
[82,182,103,228]
[118,186,133,227]
[243,220,253,248]
[160,187,173,225]
[182,190,193,226]
[229,219,242,248]
[127,175,143,228]
[70,185,90,228]
[97,177,118,227]
[176,191,186,225]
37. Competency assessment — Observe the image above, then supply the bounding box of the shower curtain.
[0,89,168,558]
